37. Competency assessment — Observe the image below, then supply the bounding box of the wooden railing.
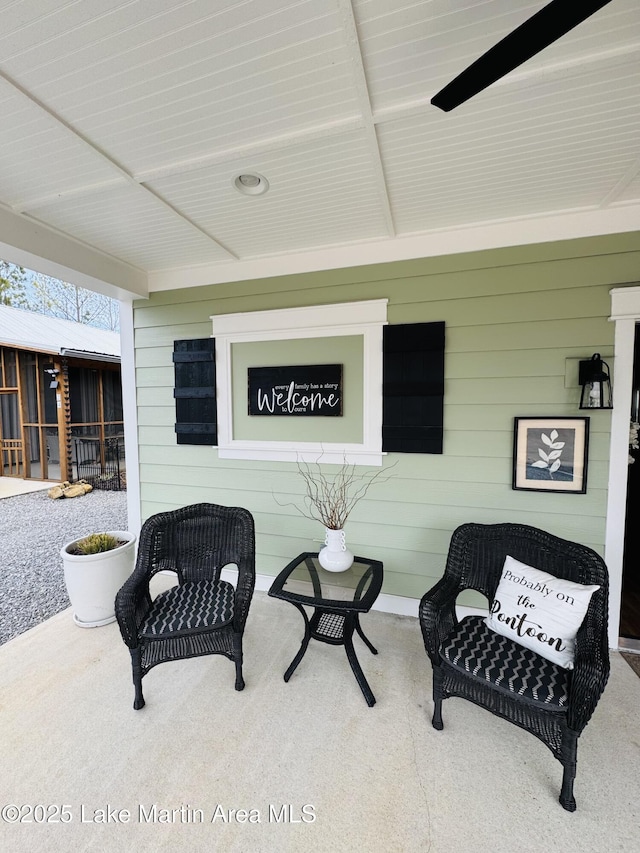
[1,439,24,477]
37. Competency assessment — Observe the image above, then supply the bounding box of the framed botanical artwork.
[512,417,589,493]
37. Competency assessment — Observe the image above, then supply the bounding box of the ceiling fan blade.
[431,0,613,112]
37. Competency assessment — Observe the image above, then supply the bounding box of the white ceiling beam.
[0,69,236,260]
[0,203,148,299]
[14,179,128,214]
[599,154,640,207]
[373,42,640,127]
[492,40,640,90]
[135,116,365,183]
[16,178,239,261]
[148,204,640,291]
[337,0,396,238]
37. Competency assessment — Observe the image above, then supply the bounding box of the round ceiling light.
[233,172,269,196]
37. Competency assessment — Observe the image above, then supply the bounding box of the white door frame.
[605,286,640,647]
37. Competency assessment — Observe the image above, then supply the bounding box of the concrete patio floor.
[1,582,639,853]
[0,476,57,500]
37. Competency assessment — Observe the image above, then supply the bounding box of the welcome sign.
[248,364,343,416]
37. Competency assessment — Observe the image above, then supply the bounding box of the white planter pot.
[61,531,136,628]
[318,527,354,572]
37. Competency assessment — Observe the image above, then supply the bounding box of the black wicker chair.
[115,503,255,710]
[419,523,609,811]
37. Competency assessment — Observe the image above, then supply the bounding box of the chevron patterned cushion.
[140,579,235,637]
[440,615,570,707]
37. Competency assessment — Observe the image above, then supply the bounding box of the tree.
[0,259,120,330]
[0,262,29,308]
[28,273,120,331]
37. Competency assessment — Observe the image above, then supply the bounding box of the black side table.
[268,552,384,707]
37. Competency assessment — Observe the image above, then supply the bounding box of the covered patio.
[1,5,640,850]
[2,590,639,852]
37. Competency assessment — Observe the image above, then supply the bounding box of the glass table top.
[269,552,383,612]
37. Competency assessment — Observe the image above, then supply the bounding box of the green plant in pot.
[70,533,122,555]
[61,530,137,628]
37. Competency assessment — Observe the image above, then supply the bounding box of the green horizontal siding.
[133,233,640,601]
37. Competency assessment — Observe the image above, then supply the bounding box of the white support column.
[119,300,141,535]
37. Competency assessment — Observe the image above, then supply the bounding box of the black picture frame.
[512,416,589,494]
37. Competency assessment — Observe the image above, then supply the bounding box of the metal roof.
[0,304,120,360]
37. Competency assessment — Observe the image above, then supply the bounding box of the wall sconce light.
[44,366,60,389]
[578,353,612,409]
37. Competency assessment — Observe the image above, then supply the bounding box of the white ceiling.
[0,0,638,297]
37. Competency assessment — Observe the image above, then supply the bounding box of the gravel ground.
[0,488,128,645]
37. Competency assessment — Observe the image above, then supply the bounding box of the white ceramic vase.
[318,527,354,572]
[61,531,136,627]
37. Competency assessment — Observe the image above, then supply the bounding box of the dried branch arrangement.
[275,456,395,529]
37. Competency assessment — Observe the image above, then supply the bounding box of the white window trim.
[211,299,388,465]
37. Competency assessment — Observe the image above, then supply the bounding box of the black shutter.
[382,322,445,453]
[173,338,217,446]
